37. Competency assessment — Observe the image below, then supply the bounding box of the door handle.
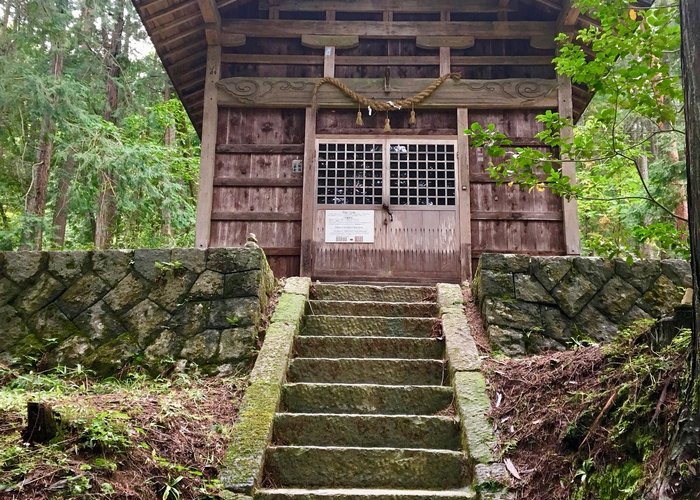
[382,203,394,222]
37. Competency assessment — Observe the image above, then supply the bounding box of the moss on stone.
[309,300,438,318]
[1,247,277,377]
[304,315,436,337]
[442,312,481,373]
[473,462,510,497]
[454,371,499,465]
[249,323,296,384]
[84,331,141,377]
[219,276,309,494]
[270,293,307,325]
[282,277,311,297]
[9,334,45,365]
[437,283,464,312]
[217,492,252,500]
[220,379,281,493]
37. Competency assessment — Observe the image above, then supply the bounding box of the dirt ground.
[0,368,245,499]
[463,287,685,499]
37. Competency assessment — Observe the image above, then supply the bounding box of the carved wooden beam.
[197,0,221,45]
[221,20,557,40]
[416,36,475,50]
[216,77,558,109]
[301,35,360,49]
[258,0,518,13]
[221,53,555,66]
[220,33,246,46]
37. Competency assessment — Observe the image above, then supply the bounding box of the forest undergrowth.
[0,366,245,499]
[484,320,692,499]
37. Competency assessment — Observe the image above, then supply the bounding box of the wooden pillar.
[557,74,581,255]
[194,45,221,250]
[457,108,472,280]
[440,47,451,75]
[498,0,510,21]
[440,11,451,75]
[324,46,336,77]
[300,107,317,276]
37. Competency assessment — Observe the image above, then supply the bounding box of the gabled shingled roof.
[131,0,654,136]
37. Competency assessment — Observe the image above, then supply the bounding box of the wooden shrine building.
[132,0,593,282]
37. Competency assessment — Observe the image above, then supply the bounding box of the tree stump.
[22,402,60,443]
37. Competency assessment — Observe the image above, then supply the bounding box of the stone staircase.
[254,283,476,500]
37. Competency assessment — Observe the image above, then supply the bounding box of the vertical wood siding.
[210,108,306,276]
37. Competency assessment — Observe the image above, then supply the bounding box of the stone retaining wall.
[474,253,692,356]
[0,247,274,375]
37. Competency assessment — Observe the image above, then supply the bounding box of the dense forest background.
[0,0,690,260]
[0,0,199,252]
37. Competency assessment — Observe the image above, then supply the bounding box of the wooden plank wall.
[210,108,306,276]
[207,11,570,277]
[311,210,461,283]
[317,109,457,136]
[468,109,565,272]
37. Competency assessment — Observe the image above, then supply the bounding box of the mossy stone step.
[302,316,438,338]
[295,336,444,360]
[254,488,477,499]
[273,413,460,450]
[288,358,445,385]
[311,284,436,303]
[308,300,439,318]
[265,446,468,489]
[282,383,454,415]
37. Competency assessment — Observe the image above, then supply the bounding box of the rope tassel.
[384,116,392,133]
[356,108,364,127]
[409,107,417,126]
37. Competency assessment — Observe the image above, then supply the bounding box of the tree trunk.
[21,49,64,251]
[51,155,75,248]
[161,86,175,239]
[94,0,125,249]
[2,2,10,32]
[12,0,20,27]
[661,125,689,233]
[681,0,700,449]
[638,154,656,258]
[49,0,94,249]
[22,402,60,443]
[0,203,9,229]
[655,2,700,497]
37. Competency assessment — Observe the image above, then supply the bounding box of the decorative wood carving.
[221,54,555,66]
[259,0,519,13]
[216,77,559,109]
[222,20,556,40]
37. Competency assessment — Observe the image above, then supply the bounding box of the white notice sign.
[325,210,375,243]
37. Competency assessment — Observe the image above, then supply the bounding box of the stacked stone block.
[474,253,691,356]
[0,247,274,375]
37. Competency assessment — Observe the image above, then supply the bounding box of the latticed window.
[389,143,456,206]
[316,143,384,205]
[316,140,457,207]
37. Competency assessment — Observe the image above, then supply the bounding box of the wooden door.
[310,138,461,283]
